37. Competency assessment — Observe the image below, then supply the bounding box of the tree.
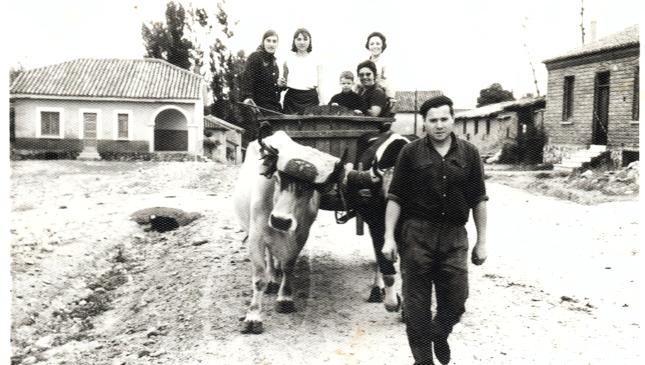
[9,64,24,84]
[141,1,194,70]
[476,83,515,107]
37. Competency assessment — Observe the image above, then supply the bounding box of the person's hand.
[389,98,397,112]
[382,236,398,263]
[341,163,354,186]
[277,77,287,87]
[243,98,256,106]
[471,240,487,265]
[369,167,382,184]
[353,110,363,114]
[331,102,339,106]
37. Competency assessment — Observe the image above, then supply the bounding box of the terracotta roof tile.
[10,58,204,100]
[395,90,443,112]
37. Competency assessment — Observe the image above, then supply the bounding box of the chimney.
[590,21,597,42]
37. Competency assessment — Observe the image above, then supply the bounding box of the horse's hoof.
[265,282,280,295]
[275,300,296,313]
[367,286,384,303]
[385,294,401,312]
[240,320,264,334]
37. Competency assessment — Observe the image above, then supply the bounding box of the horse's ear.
[339,148,349,165]
[257,137,278,178]
[258,120,273,140]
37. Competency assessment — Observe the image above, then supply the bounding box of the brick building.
[454,96,546,162]
[542,25,639,167]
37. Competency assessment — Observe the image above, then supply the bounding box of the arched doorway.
[153,108,189,151]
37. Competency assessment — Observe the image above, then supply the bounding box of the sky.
[6,0,642,108]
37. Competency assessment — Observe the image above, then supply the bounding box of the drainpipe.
[414,89,418,135]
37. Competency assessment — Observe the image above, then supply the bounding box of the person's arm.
[316,63,323,104]
[471,200,487,265]
[241,52,259,104]
[469,146,488,265]
[382,199,401,262]
[381,145,410,262]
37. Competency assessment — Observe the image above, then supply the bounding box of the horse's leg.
[368,215,401,311]
[366,219,385,303]
[241,230,267,334]
[275,257,297,313]
[265,248,280,294]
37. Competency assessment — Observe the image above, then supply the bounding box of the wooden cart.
[259,114,395,163]
[259,112,395,234]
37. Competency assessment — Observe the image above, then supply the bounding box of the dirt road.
[9,161,641,364]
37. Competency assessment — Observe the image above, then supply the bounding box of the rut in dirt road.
[194,219,410,365]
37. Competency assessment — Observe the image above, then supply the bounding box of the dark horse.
[295,104,414,312]
[349,127,412,311]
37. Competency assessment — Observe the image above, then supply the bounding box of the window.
[474,119,479,135]
[486,119,491,135]
[41,111,60,136]
[562,75,575,120]
[633,66,639,122]
[113,110,132,140]
[462,120,467,134]
[117,113,129,139]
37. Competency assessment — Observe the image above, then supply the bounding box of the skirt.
[283,88,319,115]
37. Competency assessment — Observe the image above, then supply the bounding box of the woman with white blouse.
[282,28,322,114]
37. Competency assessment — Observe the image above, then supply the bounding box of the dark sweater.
[241,49,282,112]
[360,85,391,117]
[329,91,364,111]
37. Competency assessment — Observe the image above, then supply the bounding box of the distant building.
[10,58,208,158]
[454,96,546,163]
[203,115,244,164]
[393,90,443,136]
[542,25,639,167]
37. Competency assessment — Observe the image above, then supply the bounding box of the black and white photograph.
[4,0,642,364]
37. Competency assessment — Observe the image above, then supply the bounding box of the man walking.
[382,95,488,365]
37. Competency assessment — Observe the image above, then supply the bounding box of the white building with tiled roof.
[203,115,244,164]
[10,58,208,157]
[393,90,443,136]
[542,25,639,168]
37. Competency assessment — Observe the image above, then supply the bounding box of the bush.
[498,141,521,163]
[11,150,80,160]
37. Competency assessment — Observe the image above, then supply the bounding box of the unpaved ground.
[486,163,639,205]
[9,160,642,364]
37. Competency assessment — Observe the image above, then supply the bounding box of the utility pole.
[522,17,541,97]
[580,0,586,45]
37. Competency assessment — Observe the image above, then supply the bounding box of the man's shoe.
[433,337,450,364]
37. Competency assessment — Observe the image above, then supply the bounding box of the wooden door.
[83,112,98,148]
[592,71,610,145]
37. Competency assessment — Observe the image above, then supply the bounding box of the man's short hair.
[420,95,454,119]
[356,60,378,77]
[340,71,354,81]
